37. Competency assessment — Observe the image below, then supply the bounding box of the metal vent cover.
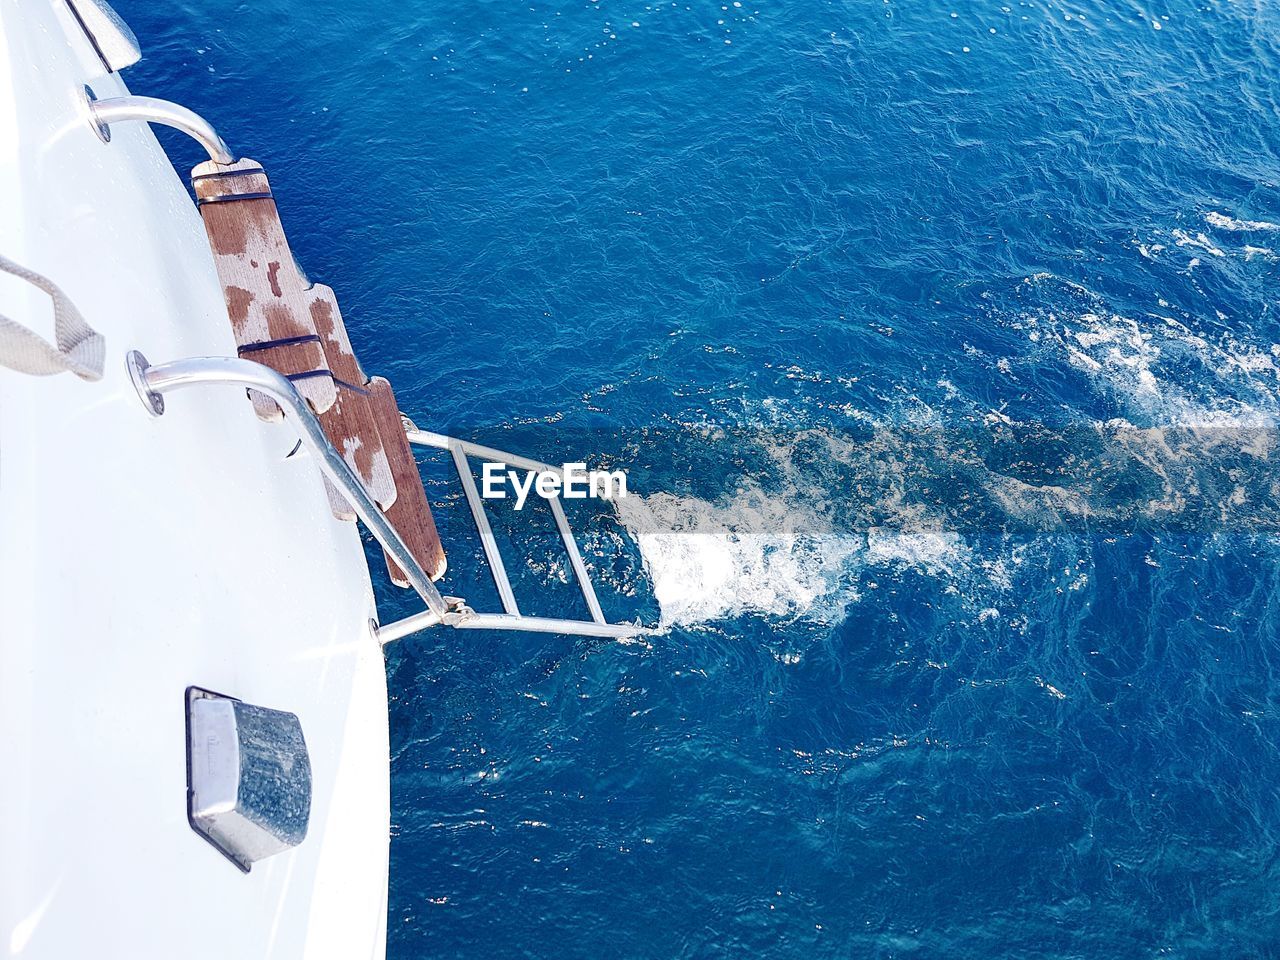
[185,687,312,873]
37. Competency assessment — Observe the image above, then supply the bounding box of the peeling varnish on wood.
[309,283,397,511]
[191,158,395,518]
[192,158,337,421]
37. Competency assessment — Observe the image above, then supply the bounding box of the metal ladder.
[127,354,650,644]
[377,424,646,643]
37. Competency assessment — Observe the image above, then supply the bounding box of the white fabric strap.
[0,254,105,381]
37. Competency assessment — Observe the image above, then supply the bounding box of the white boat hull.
[0,3,391,956]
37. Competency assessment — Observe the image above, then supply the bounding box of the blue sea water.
[120,0,1280,955]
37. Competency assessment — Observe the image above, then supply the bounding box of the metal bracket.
[126,350,164,416]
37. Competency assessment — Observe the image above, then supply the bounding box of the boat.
[0,2,649,955]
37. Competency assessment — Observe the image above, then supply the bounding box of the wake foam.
[614,488,861,628]
[606,274,1280,631]
[614,486,975,629]
[1204,210,1280,232]
[1013,276,1280,428]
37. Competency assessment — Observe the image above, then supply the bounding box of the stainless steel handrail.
[87,90,234,165]
[125,352,454,620]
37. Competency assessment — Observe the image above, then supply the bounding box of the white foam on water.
[613,470,981,629]
[611,285,1280,630]
[1018,300,1280,428]
[1205,210,1280,232]
[1171,229,1225,258]
[614,487,864,628]
[864,527,969,574]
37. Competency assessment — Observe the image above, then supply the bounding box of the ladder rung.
[547,494,606,624]
[450,442,521,617]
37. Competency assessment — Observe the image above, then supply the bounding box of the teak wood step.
[190,160,335,418]
[191,158,395,519]
[368,377,447,584]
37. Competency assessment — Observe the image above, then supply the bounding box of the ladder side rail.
[410,429,613,626]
